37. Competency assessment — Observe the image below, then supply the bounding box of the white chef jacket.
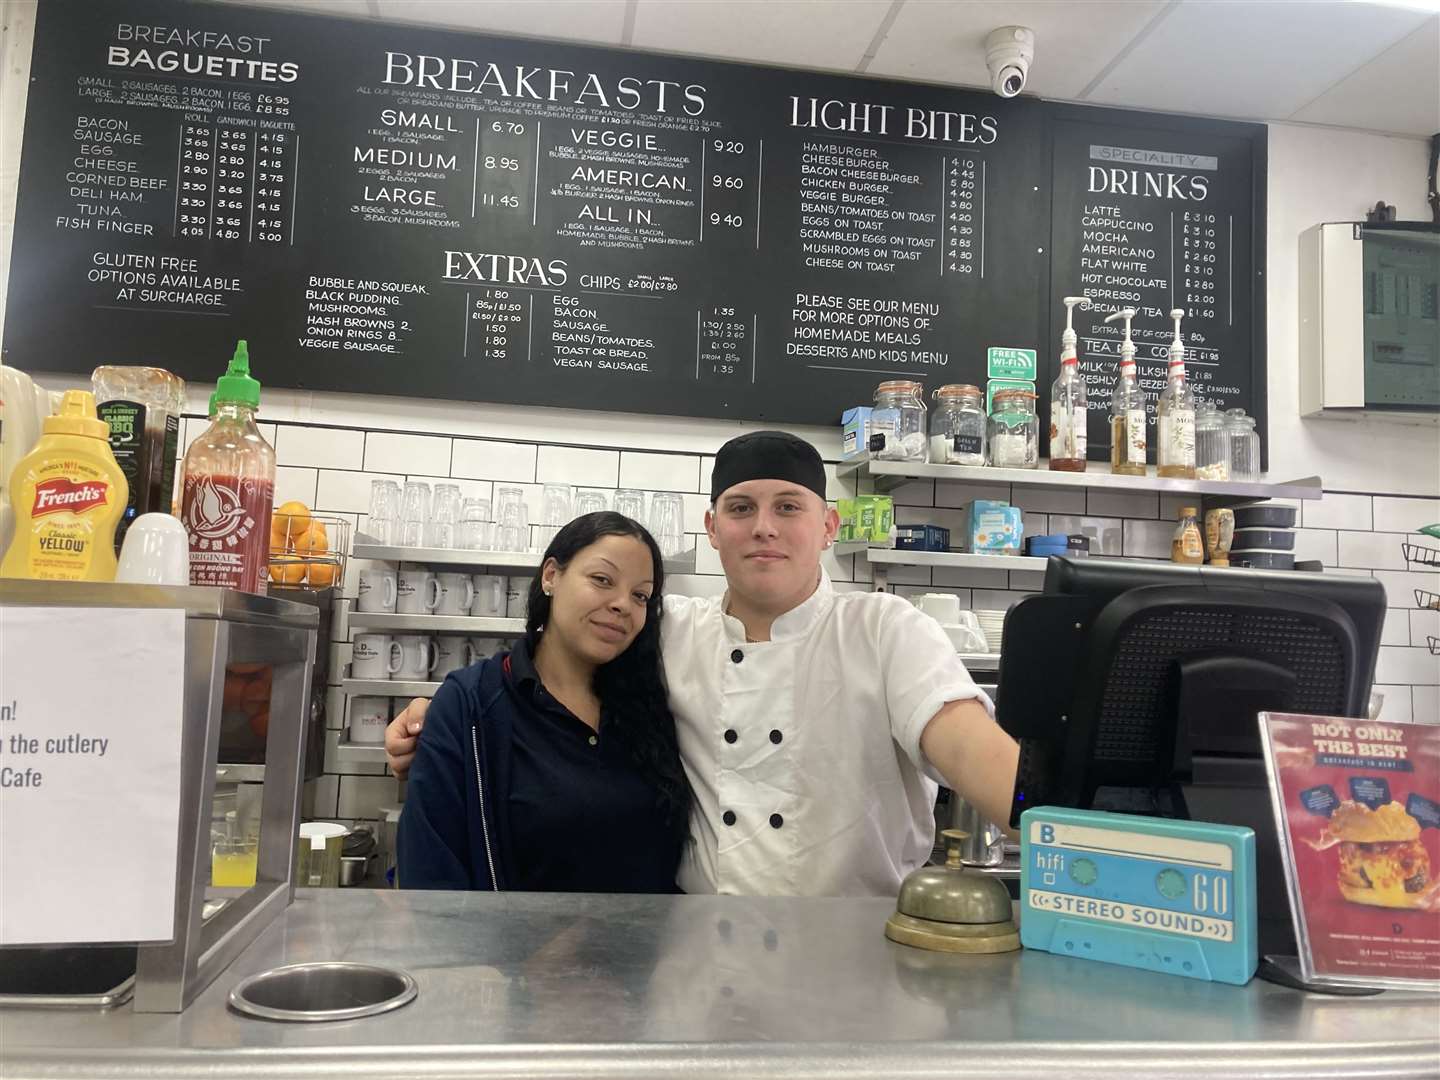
[661,569,994,897]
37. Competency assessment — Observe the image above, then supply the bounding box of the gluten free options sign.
[0,606,185,944]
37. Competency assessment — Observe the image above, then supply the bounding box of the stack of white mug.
[348,564,529,744]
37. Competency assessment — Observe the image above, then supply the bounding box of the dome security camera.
[984,26,1035,98]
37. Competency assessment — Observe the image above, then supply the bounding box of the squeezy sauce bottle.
[1,389,127,581]
[180,341,275,593]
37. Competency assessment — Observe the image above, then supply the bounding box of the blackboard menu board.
[3,0,1263,435]
[1047,106,1266,460]
[3,0,1050,424]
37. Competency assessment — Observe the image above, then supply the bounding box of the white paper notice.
[0,606,185,945]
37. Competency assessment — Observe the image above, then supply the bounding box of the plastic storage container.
[928,384,987,466]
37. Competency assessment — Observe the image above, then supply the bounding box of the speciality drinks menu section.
[1048,110,1263,459]
[5,0,1262,432]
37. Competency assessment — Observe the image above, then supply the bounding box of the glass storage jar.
[929,384,987,466]
[988,389,1039,469]
[1225,408,1260,482]
[1195,401,1230,480]
[873,380,927,461]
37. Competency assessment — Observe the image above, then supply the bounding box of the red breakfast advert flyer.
[1261,713,1440,987]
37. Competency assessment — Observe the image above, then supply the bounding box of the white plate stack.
[976,609,1007,653]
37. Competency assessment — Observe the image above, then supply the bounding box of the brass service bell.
[884,828,1021,954]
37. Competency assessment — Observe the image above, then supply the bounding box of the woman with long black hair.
[397,511,691,892]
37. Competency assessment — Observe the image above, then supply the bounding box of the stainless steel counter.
[3,891,1437,1079]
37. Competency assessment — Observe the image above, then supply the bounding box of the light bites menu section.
[1048,114,1260,458]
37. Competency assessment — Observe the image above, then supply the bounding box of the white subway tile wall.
[364,432,452,476]
[177,417,1440,834]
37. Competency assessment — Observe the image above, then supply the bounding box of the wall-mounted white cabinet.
[1299,222,1439,422]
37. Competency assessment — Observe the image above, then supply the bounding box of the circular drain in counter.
[228,962,417,1022]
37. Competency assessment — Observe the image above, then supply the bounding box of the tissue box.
[959,500,1023,554]
[838,495,894,543]
[894,524,950,552]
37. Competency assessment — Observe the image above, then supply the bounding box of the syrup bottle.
[1048,294,1090,472]
[1104,307,1147,477]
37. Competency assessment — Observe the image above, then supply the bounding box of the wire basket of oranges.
[268,501,350,590]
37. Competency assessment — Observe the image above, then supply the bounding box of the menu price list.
[1049,117,1257,457]
[9,0,1246,430]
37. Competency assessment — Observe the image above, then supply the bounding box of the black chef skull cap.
[710,430,826,504]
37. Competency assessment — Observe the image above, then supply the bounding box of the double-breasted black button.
[724,729,738,744]
[769,813,784,829]
[769,729,783,744]
[730,648,744,663]
[723,810,737,826]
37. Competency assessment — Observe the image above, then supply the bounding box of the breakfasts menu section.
[4,0,1261,430]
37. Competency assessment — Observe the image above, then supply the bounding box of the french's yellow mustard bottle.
[1,390,128,581]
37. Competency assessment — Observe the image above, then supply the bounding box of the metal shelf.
[344,678,443,697]
[861,548,1050,572]
[334,741,388,764]
[353,537,698,576]
[347,613,526,634]
[836,455,1322,503]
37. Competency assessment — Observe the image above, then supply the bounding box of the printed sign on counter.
[0,606,185,945]
[1260,712,1440,991]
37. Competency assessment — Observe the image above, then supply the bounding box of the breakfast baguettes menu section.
[4,0,1260,430]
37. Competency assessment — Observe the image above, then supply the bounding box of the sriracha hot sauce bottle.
[180,341,275,593]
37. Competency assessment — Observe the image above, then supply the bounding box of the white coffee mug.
[434,572,476,616]
[348,696,390,745]
[470,574,507,617]
[115,513,190,586]
[434,637,475,678]
[351,633,403,679]
[396,567,440,615]
[356,567,398,613]
[394,634,438,680]
[914,593,961,625]
[506,576,530,620]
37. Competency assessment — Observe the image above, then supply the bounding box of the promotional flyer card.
[1260,712,1440,989]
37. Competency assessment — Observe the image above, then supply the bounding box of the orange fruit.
[293,521,329,557]
[306,561,337,588]
[268,556,306,585]
[272,501,312,549]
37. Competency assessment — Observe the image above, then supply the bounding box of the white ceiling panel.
[1289,15,1440,136]
[1082,0,1432,121]
[868,0,1168,99]
[631,0,893,71]
[215,0,373,18]
[372,0,629,45]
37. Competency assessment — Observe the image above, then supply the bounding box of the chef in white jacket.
[385,430,1019,897]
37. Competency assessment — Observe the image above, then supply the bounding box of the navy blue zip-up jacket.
[396,654,516,889]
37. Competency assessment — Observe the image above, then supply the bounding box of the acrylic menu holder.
[1259,711,1440,994]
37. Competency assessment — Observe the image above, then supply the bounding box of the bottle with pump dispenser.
[1048,295,1090,472]
[1104,307,1147,476]
[1156,308,1196,479]
[179,341,276,594]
